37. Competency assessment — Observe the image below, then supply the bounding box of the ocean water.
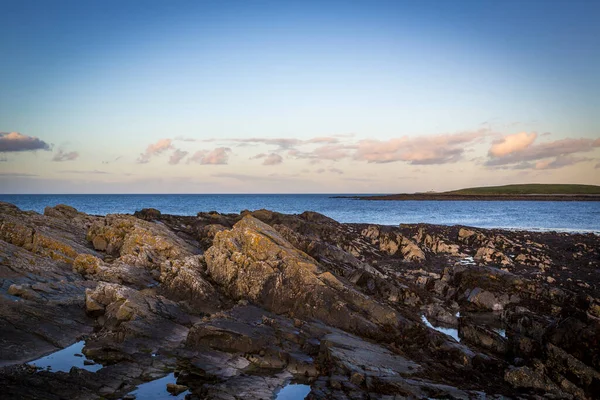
[1,194,599,233]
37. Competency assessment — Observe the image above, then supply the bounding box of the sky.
[1,0,599,194]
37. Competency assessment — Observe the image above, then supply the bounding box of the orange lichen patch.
[32,232,79,264]
[73,254,103,275]
[0,220,34,249]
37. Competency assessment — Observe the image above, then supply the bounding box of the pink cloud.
[189,147,231,165]
[262,153,283,165]
[353,130,489,165]
[137,138,173,164]
[488,132,537,157]
[486,136,600,168]
[169,149,189,165]
[288,144,353,162]
[250,153,283,165]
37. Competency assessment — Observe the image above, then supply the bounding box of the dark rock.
[133,208,162,221]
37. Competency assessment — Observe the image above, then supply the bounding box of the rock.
[73,254,103,276]
[475,244,513,266]
[86,215,199,265]
[166,383,188,395]
[204,215,403,338]
[133,208,162,221]
[159,255,223,313]
[459,322,507,355]
[399,235,426,261]
[2,201,600,399]
[466,288,507,311]
[504,365,561,393]
[43,204,80,220]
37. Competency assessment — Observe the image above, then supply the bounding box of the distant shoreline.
[333,193,600,201]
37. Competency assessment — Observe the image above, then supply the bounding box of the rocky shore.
[0,201,599,399]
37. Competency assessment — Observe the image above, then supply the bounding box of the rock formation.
[0,202,599,399]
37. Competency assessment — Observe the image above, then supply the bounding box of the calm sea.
[1,194,599,233]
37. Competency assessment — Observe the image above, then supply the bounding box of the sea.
[1,194,599,233]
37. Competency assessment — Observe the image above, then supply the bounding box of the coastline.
[334,193,600,201]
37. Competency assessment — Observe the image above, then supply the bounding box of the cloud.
[52,149,79,162]
[251,153,284,165]
[225,136,342,150]
[59,169,110,174]
[0,172,38,177]
[137,138,173,164]
[263,153,283,165]
[102,156,122,165]
[211,172,303,182]
[486,136,600,168]
[533,156,592,170]
[305,137,341,144]
[353,130,489,164]
[231,138,302,149]
[316,167,344,174]
[0,132,50,152]
[189,147,231,165]
[289,143,353,162]
[169,149,189,165]
[488,132,537,157]
[174,136,198,142]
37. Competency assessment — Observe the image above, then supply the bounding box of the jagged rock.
[86,215,199,266]
[475,244,513,266]
[159,255,223,313]
[204,215,403,338]
[399,235,426,261]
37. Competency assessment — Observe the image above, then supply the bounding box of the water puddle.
[28,341,102,373]
[421,315,460,342]
[275,383,311,400]
[458,256,476,266]
[493,328,507,338]
[125,373,189,400]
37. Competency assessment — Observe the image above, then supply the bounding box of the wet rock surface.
[0,202,599,399]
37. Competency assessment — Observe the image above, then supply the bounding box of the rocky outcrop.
[1,201,599,399]
[86,214,198,265]
[204,215,403,338]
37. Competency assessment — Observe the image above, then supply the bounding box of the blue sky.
[1,0,599,193]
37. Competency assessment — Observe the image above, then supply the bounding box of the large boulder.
[204,215,404,338]
[86,215,199,266]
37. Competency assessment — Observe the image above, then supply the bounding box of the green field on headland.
[445,184,600,195]
[339,183,600,201]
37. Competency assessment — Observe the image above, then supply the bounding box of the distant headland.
[335,184,600,201]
